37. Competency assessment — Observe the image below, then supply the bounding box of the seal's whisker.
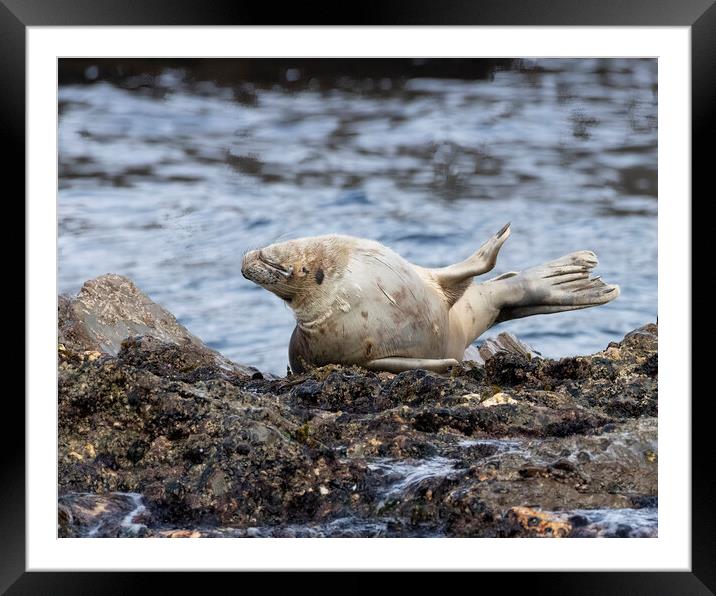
[271,230,296,244]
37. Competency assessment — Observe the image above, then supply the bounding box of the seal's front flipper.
[493,250,620,323]
[364,357,459,373]
[432,223,511,306]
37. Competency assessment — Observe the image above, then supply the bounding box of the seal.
[241,224,619,373]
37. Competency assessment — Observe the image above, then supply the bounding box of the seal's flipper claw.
[364,357,459,374]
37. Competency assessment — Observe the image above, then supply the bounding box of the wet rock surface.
[58,276,657,537]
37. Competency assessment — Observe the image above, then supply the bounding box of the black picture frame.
[6,0,708,591]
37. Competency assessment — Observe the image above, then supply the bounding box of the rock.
[476,332,542,364]
[505,507,572,537]
[481,392,518,406]
[57,276,657,538]
[58,274,256,377]
[58,492,149,537]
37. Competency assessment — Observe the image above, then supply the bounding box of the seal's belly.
[304,251,450,366]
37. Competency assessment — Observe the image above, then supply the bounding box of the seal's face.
[241,238,333,303]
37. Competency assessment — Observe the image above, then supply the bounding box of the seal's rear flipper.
[364,357,459,373]
[432,223,511,306]
[494,250,620,323]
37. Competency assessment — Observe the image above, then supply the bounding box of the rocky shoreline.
[58,275,657,538]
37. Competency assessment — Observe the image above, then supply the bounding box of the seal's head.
[241,235,352,308]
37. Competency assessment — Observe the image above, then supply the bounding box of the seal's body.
[241,225,619,373]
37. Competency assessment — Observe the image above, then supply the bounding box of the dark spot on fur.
[361,311,369,319]
[315,268,324,284]
[366,342,373,357]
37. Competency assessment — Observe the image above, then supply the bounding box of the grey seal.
[241,224,619,373]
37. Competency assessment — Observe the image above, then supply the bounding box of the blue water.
[58,59,657,375]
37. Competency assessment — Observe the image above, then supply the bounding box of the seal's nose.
[241,250,258,280]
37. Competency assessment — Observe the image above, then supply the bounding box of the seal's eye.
[315,268,325,285]
[302,266,309,274]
